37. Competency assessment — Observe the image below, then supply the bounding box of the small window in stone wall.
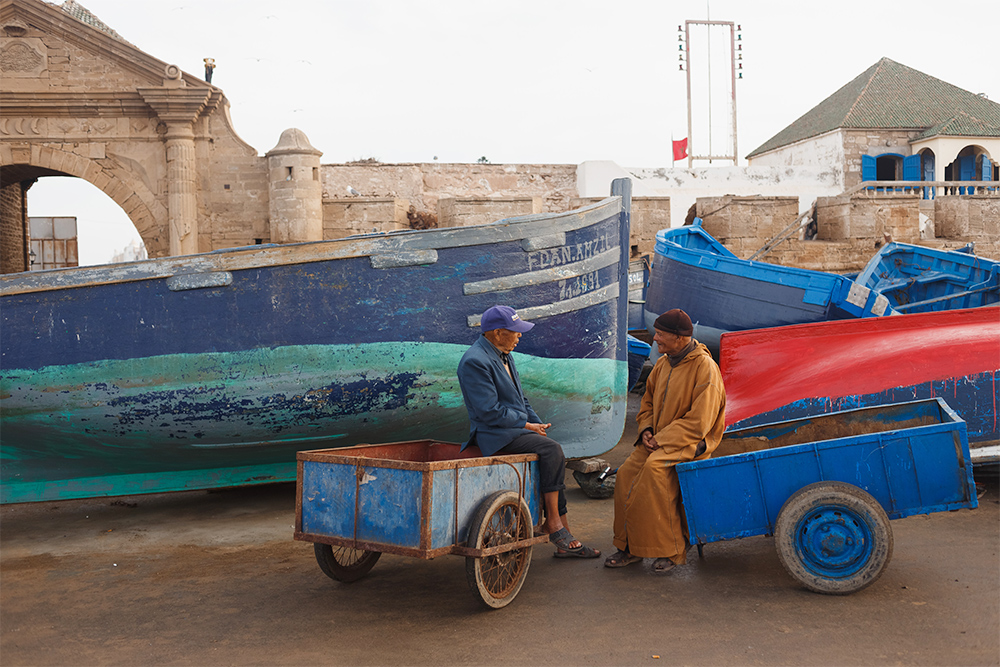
[286,167,293,181]
[313,167,319,181]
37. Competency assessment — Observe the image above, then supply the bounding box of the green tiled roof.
[748,58,1000,158]
[58,0,127,43]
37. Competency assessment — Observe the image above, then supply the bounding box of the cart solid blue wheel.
[775,481,893,595]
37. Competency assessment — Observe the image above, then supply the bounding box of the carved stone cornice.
[137,87,213,126]
[0,91,154,116]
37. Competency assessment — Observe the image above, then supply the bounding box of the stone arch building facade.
[0,0,274,272]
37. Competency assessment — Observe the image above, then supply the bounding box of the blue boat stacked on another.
[643,220,894,355]
[855,241,999,313]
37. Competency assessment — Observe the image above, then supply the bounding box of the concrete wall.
[747,129,847,188]
[577,160,842,230]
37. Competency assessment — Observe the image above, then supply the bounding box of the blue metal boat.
[0,180,634,503]
[854,241,999,313]
[643,220,894,354]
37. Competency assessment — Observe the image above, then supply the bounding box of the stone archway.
[1,0,271,274]
[1,145,168,256]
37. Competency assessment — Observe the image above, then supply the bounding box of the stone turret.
[266,128,323,243]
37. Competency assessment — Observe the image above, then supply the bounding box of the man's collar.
[482,335,510,364]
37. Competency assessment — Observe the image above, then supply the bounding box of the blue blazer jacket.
[456,335,541,456]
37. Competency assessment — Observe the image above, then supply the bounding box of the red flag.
[672,138,688,161]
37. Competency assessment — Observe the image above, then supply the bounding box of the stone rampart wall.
[695,196,799,259]
[323,198,409,239]
[437,197,541,228]
[321,163,577,218]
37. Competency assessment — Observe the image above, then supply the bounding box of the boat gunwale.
[1,196,623,297]
[855,241,999,289]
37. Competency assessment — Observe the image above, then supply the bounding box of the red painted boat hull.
[720,307,999,443]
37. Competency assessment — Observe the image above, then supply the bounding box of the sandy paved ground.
[3,395,998,666]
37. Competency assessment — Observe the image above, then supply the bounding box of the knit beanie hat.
[653,308,693,336]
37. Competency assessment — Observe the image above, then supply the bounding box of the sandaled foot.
[652,557,675,574]
[548,527,601,558]
[604,549,642,568]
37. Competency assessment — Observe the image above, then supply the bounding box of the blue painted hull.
[855,242,999,313]
[0,181,633,503]
[644,222,893,353]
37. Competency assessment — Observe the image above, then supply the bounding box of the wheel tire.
[464,490,534,609]
[775,481,893,595]
[313,543,381,583]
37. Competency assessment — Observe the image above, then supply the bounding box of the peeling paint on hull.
[1,344,626,503]
[1,180,634,502]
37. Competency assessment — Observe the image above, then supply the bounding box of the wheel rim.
[478,502,529,599]
[332,546,369,567]
[794,504,874,579]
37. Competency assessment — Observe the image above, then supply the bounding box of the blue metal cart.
[677,398,979,594]
[294,440,548,609]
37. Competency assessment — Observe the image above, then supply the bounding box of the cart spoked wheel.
[314,543,381,583]
[465,490,534,609]
[775,481,893,595]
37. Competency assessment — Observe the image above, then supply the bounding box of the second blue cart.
[677,398,978,594]
[294,440,549,609]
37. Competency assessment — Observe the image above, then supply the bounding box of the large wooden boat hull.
[720,307,999,453]
[0,181,634,503]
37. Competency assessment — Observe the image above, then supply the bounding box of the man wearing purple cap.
[605,308,726,573]
[457,305,600,558]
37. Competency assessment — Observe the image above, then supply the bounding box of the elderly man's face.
[653,328,689,356]
[487,328,522,354]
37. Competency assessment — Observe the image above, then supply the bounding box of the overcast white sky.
[26,0,1000,265]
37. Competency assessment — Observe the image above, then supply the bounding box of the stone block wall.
[570,196,670,257]
[437,197,541,228]
[695,196,799,259]
[0,181,28,274]
[933,195,1000,258]
[322,198,409,239]
[815,194,921,245]
[321,163,577,220]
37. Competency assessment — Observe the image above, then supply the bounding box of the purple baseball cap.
[481,305,534,333]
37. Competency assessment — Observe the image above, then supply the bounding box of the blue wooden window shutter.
[861,155,876,184]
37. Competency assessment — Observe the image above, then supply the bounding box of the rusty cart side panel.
[294,440,542,558]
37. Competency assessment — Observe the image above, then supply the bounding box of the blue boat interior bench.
[294,440,548,609]
[678,398,978,594]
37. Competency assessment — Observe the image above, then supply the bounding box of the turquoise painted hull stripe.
[2,342,627,502]
[0,461,298,504]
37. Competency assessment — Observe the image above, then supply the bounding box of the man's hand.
[642,429,659,453]
[525,422,552,437]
